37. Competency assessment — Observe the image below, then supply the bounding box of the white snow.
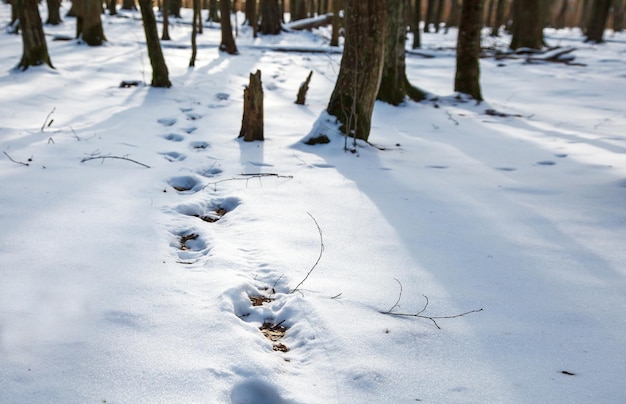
[1,5,626,403]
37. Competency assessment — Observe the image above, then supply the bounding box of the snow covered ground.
[1,5,626,403]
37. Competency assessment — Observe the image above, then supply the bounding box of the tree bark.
[207,0,219,21]
[122,0,137,9]
[16,0,54,70]
[378,0,426,105]
[240,70,264,141]
[412,0,421,48]
[330,0,341,46]
[489,0,505,35]
[614,0,625,32]
[190,0,200,66]
[75,0,107,46]
[295,70,313,105]
[138,0,172,87]
[327,0,387,142]
[46,0,63,24]
[259,0,282,34]
[454,0,483,100]
[509,0,545,50]
[585,0,611,42]
[162,0,171,39]
[220,0,239,53]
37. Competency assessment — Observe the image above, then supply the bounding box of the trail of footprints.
[159,104,297,355]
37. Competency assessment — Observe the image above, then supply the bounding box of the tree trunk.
[75,0,107,46]
[190,0,200,66]
[509,0,545,50]
[246,0,257,28]
[330,0,341,46]
[614,0,625,32]
[162,0,171,39]
[138,0,172,87]
[207,0,219,21]
[489,0,505,35]
[445,0,461,31]
[378,0,426,105]
[240,70,264,141]
[220,0,239,53]
[454,0,483,100]
[585,0,611,42]
[16,0,54,70]
[424,0,436,32]
[259,0,282,34]
[412,0,421,48]
[169,0,182,17]
[46,0,63,24]
[122,0,137,9]
[294,0,307,20]
[327,0,387,142]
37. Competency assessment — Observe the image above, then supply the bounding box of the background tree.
[454,0,483,100]
[585,0,611,42]
[16,0,54,70]
[220,0,239,53]
[108,0,118,16]
[138,0,172,87]
[190,0,201,66]
[75,0,107,46]
[326,0,387,141]
[46,0,63,24]
[122,0,137,9]
[412,0,422,48]
[378,0,427,105]
[614,0,625,32]
[489,0,506,36]
[509,0,545,50]
[207,0,219,22]
[330,0,341,46]
[259,0,282,34]
[162,0,171,40]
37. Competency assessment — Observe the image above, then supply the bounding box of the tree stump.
[239,70,264,142]
[295,70,313,105]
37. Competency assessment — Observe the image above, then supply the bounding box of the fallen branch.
[381,279,483,329]
[290,212,324,294]
[3,151,30,166]
[80,155,151,168]
[205,173,293,191]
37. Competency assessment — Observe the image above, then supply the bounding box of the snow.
[2,5,626,403]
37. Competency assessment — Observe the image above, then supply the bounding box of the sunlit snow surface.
[1,5,626,403]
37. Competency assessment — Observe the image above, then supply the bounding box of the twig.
[381,280,483,329]
[205,174,293,191]
[80,155,151,168]
[290,213,324,294]
[69,126,81,141]
[446,111,459,125]
[41,107,56,132]
[3,151,29,166]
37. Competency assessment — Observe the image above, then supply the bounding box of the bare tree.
[454,0,483,100]
[509,0,545,50]
[585,0,611,42]
[220,0,239,53]
[138,0,172,87]
[75,0,107,46]
[16,0,54,70]
[327,0,387,142]
[259,0,282,34]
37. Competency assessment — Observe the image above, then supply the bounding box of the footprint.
[230,379,288,404]
[171,229,210,261]
[167,175,204,193]
[555,153,568,158]
[186,113,203,121]
[160,151,187,162]
[162,133,185,142]
[157,118,177,127]
[181,127,197,134]
[215,93,229,101]
[537,161,556,166]
[496,167,517,172]
[176,197,242,223]
[190,141,210,150]
[426,165,449,169]
[197,165,223,177]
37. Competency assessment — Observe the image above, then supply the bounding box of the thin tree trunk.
[412,0,422,48]
[614,0,625,32]
[489,0,505,35]
[454,0,483,100]
[330,0,341,46]
[162,0,171,39]
[16,0,54,70]
[190,0,200,66]
[138,0,172,87]
[327,0,387,142]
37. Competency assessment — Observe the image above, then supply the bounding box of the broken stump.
[295,70,313,105]
[239,70,264,142]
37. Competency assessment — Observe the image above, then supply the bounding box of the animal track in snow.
[426,165,449,169]
[180,127,197,134]
[157,118,177,127]
[537,160,556,166]
[190,141,210,150]
[162,133,185,142]
[167,175,204,193]
[171,229,210,261]
[197,165,223,177]
[176,197,241,223]
[160,151,187,162]
[496,167,517,172]
[186,113,203,121]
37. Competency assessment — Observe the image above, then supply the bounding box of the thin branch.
[80,155,151,168]
[3,151,29,166]
[290,212,324,294]
[205,174,293,191]
[41,107,56,132]
[381,279,483,329]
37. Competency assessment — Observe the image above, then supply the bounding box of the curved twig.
[80,155,150,168]
[290,212,324,294]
